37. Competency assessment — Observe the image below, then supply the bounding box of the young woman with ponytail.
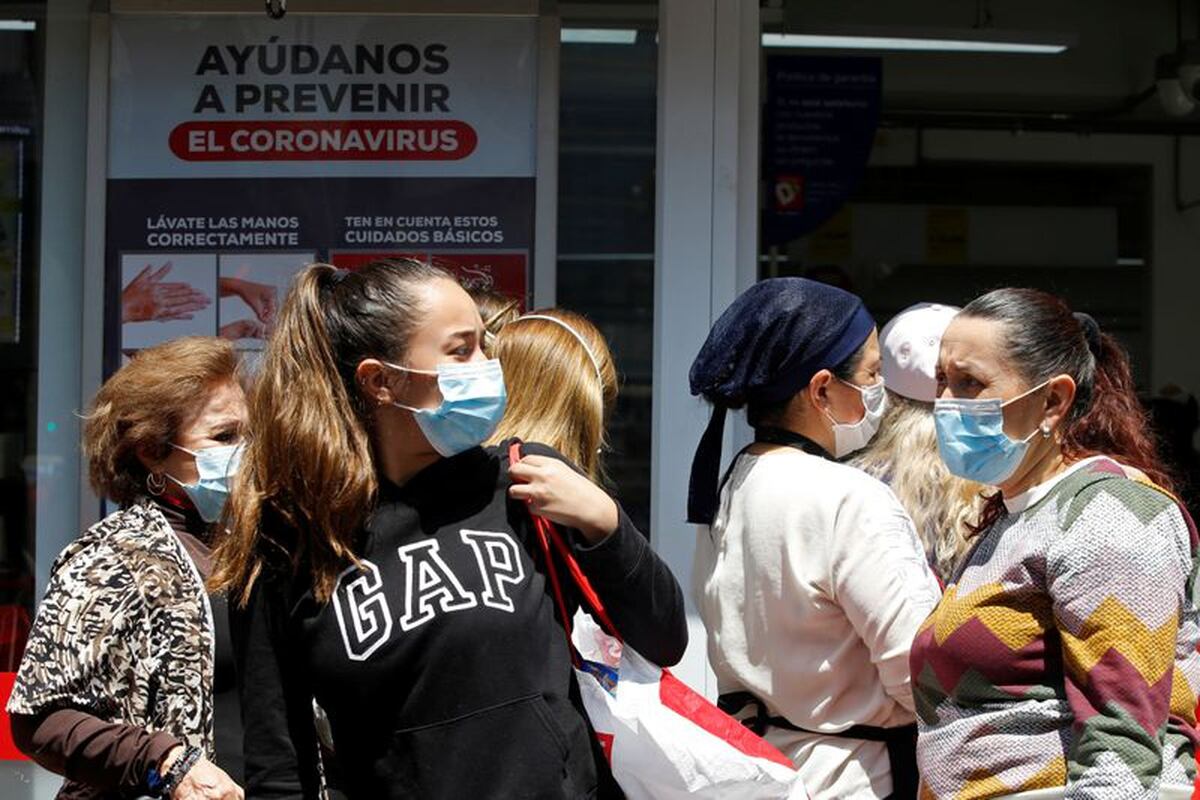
[911,288,1199,800]
[211,260,686,799]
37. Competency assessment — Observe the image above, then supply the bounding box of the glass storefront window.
[557,22,657,533]
[761,161,1152,385]
[0,3,44,675]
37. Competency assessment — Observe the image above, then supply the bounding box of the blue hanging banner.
[762,55,882,247]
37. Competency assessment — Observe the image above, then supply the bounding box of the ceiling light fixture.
[0,20,36,31]
[561,28,638,45]
[761,28,1073,55]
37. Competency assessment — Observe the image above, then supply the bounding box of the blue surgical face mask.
[168,443,243,523]
[386,359,508,457]
[933,380,1050,486]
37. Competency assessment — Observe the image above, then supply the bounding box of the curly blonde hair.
[851,393,985,581]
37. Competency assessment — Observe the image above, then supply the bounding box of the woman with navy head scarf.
[690,278,941,800]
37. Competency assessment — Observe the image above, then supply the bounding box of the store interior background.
[0,2,1198,787]
[561,0,1200,534]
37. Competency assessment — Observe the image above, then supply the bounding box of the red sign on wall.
[0,673,27,760]
[169,120,479,162]
[329,251,528,306]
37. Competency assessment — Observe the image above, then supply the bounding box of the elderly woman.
[7,337,244,800]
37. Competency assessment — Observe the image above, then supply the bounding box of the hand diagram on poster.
[121,263,212,323]
[219,319,266,341]
[219,276,277,324]
[456,263,495,293]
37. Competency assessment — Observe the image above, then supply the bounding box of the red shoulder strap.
[508,443,622,649]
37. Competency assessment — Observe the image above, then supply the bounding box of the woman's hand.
[122,263,211,323]
[509,455,619,544]
[220,276,277,324]
[218,318,266,341]
[162,746,243,800]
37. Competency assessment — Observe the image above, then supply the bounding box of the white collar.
[1002,455,1107,515]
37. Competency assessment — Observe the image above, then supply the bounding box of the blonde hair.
[469,289,521,357]
[487,309,618,481]
[83,337,238,505]
[851,393,984,580]
[211,259,451,605]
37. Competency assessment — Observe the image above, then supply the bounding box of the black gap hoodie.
[233,441,688,799]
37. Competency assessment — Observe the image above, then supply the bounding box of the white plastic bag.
[572,613,806,799]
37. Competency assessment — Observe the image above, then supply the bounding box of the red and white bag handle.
[509,442,621,663]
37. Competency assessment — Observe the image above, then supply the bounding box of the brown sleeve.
[10,708,182,793]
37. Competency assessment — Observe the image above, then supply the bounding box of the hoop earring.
[146,472,166,496]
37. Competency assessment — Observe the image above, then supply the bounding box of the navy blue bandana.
[687,278,874,524]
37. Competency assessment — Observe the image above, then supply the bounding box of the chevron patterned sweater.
[910,457,1200,799]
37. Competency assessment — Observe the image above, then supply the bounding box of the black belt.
[719,691,918,800]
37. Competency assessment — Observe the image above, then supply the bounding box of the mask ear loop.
[158,443,198,490]
[380,361,438,377]
[824,375,874,427]
[837,375,887,414]
[378,360,440,412]
[999,378,1053,409]
[1004,380,1057,443]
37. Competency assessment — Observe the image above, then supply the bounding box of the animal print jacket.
[7,504,215,757]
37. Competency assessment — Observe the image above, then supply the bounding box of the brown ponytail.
[962,288,1174,533]
[211,259,450,605]
[1063,330,1174,491]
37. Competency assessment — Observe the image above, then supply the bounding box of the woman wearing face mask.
[912,288,1199,800]
[211,260,687,799]
[690,278,941,800]
[851,303,983,582]
[7,337,246,800]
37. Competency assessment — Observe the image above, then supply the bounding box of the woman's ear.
[1043,374,1077,433]
[355,359,398,406]
[805,369,834,413]
[135,446,163,472]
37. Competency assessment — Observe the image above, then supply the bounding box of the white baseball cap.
[880,303,960,403]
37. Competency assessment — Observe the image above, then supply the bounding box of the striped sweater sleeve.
[1046,479,1190,799]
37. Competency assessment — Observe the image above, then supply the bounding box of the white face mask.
[824,378,887,458]
[166,443,243,523]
